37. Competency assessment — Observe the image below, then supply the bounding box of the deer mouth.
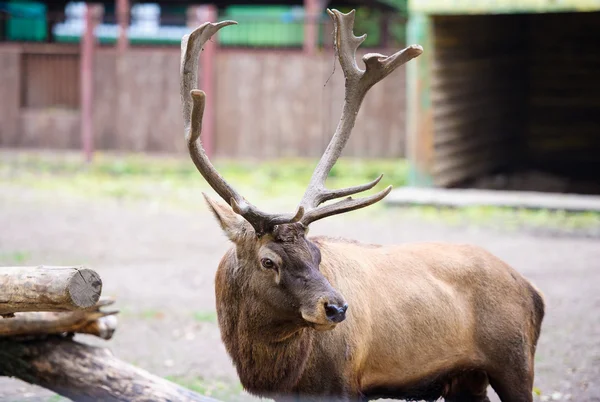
[311,322,338,331]
[303,317,338,332]
[300,310,343,331]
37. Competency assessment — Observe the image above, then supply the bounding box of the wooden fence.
[0,44,407,158]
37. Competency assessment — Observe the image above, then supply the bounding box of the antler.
[298,9,423,226]
[181,21,304,236]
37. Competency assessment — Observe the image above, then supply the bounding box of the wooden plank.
[433,144,513,186]
[0,48,21,147]
[260,53,282,158]
[19,43,80,55]
[4,45,409,158]
[433,108,513,138]
[214,52,236,157]
[93,50,117,149]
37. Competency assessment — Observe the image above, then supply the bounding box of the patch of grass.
[139,309,165,320]
[3,151,599,234]
[389,205,600,234]
[165,376,251,401]
[0,250,31,264]
[192,310,218,323]
[46,395,68,402]
[118,308,164,320]
[0,152,407,210]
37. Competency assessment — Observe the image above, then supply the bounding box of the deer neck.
[215,252,315,395]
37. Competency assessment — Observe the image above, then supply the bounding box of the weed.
[192,310,218,323]
[165,376,252,401]
[0,251,31,264]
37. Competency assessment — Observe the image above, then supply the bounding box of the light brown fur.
[206,199,545,402]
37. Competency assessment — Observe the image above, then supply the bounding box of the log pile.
[0,266,220,402]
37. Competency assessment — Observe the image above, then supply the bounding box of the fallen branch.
[0,336,221,402]
[0,266,102,315]
[0,299,117,339]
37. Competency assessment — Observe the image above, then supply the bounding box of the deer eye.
[261,258,275,270]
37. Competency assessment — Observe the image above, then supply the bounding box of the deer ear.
[203,193,250,243]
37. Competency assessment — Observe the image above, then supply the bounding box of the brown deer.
[180,10,545,402]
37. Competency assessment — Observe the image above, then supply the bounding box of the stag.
[180,10,545,402]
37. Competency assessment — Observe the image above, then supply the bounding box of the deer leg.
[445,394,490,402]
[486,341,535,402]
[444,370,490,402]
[488,370,534,402]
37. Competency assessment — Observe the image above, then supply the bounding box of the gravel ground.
[0,187,599,401]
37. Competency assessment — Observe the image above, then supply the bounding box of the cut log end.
[0,266,103,315]
[67,268,102,309]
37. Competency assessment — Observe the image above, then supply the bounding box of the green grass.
[192,310,218,323]
[0,251,31,264]
[46,395,69,402]
[390,205,600,233]
[2,151,599,234]
[117,308,165,320]
[165,376,252,401]
[139,309,165,320]
[0,151,407,210]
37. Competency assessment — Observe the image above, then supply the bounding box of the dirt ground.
[1,186,599,402]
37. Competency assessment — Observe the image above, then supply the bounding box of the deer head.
[181,10,422,331]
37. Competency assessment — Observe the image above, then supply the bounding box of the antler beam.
[183,10,422,233]
[181,21,304,236]
[298,9,423,226]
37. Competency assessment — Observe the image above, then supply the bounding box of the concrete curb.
[385,187,600,212]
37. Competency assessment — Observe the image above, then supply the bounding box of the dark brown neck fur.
[215,248,315,396]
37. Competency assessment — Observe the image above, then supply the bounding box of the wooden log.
[0,336,220,402]
[0,299,117,340]
[0,266,102,315]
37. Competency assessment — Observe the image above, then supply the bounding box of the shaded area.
[420,12,600,195]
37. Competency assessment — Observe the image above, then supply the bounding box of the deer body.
[180,10,544,402]
[215,235,544,401]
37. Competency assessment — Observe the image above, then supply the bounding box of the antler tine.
[298,9,422,226]
[302,186,393,225]
[182,22,304,236]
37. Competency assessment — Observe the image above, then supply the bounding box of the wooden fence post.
[80,4,102,163]
[116,0,130,54]
[304,0,320,55]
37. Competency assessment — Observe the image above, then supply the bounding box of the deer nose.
[324,302,348,323]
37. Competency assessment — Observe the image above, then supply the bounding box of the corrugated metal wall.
[431,14,528,187]
[527,12,600,183]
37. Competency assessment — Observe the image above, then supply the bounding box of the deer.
[180,9,545,402]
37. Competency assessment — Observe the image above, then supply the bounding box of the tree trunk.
[0,266,102,315]
[0,299,117,339]
[0,336,220,402]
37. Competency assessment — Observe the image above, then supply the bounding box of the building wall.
[0,45,408,159]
